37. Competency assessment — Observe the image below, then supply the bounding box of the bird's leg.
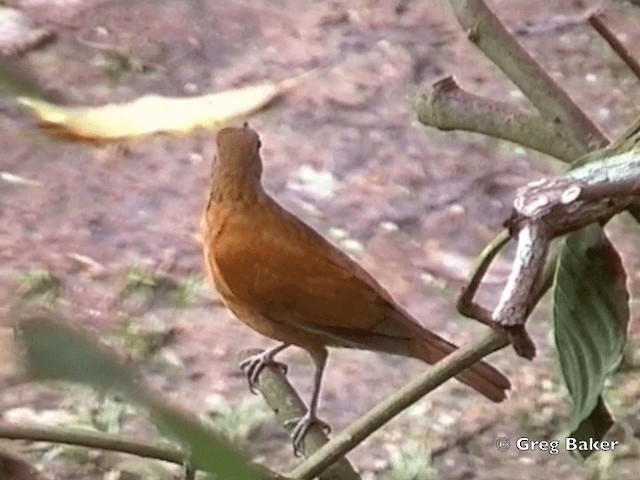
[239,343,289,393]
[288,347,331,456]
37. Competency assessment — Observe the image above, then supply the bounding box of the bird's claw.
[239,350,288,393]
[285,411,331,457]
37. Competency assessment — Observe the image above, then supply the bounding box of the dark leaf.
[553,225,629,458]
[568,396,613,459]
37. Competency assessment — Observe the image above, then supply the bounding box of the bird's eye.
[257,140,262,150]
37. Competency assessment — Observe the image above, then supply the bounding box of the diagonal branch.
[588,11,640,83]
[413,76,580,162]
[287,329,508,480]
[255,362,361,479]
[448,0,608,152]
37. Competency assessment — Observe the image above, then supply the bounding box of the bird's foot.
[285,411,331,457]
[239,349,288,393]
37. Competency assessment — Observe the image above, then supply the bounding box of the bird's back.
[203,190,401,335]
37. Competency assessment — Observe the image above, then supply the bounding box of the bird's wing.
[212,198,412,341]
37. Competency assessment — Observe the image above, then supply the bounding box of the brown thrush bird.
[201,125,510,454]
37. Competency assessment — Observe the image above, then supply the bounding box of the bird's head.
[214,124,263,183]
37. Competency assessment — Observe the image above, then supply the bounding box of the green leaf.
[20,315,135,394]
[553,225,629,458]
[19,314,270,479]
[569,397,613,447]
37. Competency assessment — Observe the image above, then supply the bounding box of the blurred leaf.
[19,314,272,479]
[16,72,311,140]
[0,170,42,187]
[20,315,135,394]
[138,392,269,479]
[553,225,629,458]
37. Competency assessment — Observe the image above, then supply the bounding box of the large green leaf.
[20,315,136,393]
[553,225,629,458]
[19,314,270,479]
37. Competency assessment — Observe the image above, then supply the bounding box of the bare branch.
[448,0,608,152]
[589,11,640,83]
[255,363,361,480]
[0,422,186,466]
[413,76,580,162]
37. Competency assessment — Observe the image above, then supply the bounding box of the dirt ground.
[1,0,640,478]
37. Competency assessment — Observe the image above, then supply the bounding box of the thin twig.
[0,422,186,465]
[457,229,511,326]
[448,0,608,152]
[287,330,508,480]
[588,11,640,82]
[413,76,580,162]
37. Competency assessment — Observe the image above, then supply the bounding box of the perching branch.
[460,141,640,357]
[413,76,580,161]
[287,329,508,480]
[447,0,608,152]
[255,362,361,480]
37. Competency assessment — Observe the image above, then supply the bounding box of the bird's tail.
[409,327,510,402]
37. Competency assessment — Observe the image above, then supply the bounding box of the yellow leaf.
[17,73,309,140]
[0,171,42,186]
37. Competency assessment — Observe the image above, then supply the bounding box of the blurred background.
[1,0,640,478]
